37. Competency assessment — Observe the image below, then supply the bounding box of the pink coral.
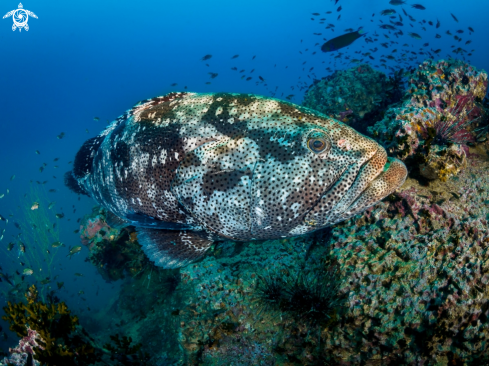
[3,327,43,366]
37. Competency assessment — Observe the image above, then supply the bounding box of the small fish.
[78,290,85,295]
[411,4,425,10]
[171,83,177,87]
[7,242,14,251]
[379,24,397,30]
[451,13,458,22]
[39,167,44,173]
[10,175,15,181]
[468,27,474,32]
[55,213,64,219]
[40,277,50,285]
[48,202,56,210]
[321,29,367,52]
[57,132,65,139]
[85,129,89,133]
[73,229,80,233]
[49,189,57,193]
[67,246,82,258]
[208,72,218,79]
[57,282,64,289]
[435,34,441,38]
[436,19,440,28]
[74,272,84,277]
[231,54,239,59]
[93,117,100,121]
[389,0,406,5]
[51,241,63,248]
[31,202,39,210]
[201,54,212,61]
[408,32,421,39]
[19,243,25,253]
[23,269,33,276]
[0,215,5,221]
[381,9,396,16]
[0,194,4,199]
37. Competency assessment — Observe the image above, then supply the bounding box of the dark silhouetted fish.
[321,29,367,52]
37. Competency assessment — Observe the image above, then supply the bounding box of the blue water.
[0,0,488,362]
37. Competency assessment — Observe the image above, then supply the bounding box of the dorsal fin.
[137,228,213,269]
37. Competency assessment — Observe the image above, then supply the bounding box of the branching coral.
[2,286,101,365]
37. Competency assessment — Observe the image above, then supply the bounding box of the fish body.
[321,29,367,52]
[67,246,82,258]
[66,92,407,269]
[380,9,396,16]
[23,269,33,276]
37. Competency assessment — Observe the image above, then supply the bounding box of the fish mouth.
[309,146,407,227]
[340,155,407,221]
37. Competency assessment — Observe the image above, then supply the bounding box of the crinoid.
[431,95,482,145]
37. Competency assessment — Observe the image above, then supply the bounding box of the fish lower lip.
[346,157,407,215]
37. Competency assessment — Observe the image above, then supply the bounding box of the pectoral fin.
[104,211,130,229]
[137,228,213,269]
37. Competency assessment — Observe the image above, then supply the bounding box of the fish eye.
[307,137,329,154]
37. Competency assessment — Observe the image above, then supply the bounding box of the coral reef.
[72,58,489,364]
[1,327,43,366]
[87,153,489,365]
[2,285,101,365]
[80,207,149,281]
[368,59,488,181]
[2,286,151,365]
[79,207,121,249]
[303,64,404,134]
[103,334,150,365]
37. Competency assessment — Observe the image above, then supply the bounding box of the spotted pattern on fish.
[67,92,407,268]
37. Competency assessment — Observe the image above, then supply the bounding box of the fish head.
[172,95,407,241]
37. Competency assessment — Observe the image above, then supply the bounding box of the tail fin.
[64,171,89,196]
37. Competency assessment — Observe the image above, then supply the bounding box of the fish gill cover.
[0,0,488,364]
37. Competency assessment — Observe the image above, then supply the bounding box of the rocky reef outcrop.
[303,64,404,134]
[368,59,488,181]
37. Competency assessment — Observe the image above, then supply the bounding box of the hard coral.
[303,64,402,133]
[79,207,120,249]
[321,159,489,364]
[368,59,488,181]
[79,208,148,282]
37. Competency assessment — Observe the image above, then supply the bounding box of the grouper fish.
[65,92,407,269]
